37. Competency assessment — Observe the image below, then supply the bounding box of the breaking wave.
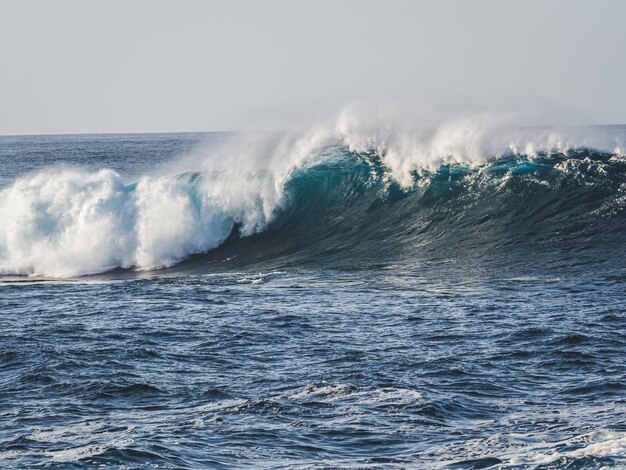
[1,116,625,277]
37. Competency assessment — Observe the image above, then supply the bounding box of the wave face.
[202,147,626,273]
[1,125,626,277]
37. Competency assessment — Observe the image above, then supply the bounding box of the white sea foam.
[44,439,134,462]
[0,420,134,464]
[30,421,107,442]
[287,382,423,408]
[0,169,234,277]
[509,430,626,467]
[287,383,357,400]
[430,411,626,468]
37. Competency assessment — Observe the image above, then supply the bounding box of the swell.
[1,141,625,278]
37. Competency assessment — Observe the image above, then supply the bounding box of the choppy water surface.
[1,130,625,468]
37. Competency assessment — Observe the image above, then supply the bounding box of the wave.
[1,119,626,277]
[192,146,626,274]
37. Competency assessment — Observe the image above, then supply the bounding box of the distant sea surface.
[1,128,625,468]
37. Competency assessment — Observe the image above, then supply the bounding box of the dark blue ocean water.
[1,131,625,468]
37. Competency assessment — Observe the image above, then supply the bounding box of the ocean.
[0,124,625,468]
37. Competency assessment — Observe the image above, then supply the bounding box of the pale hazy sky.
[1,0,626,135]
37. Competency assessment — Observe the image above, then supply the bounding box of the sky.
[1,0,626,135]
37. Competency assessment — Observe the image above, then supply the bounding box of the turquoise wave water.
[167,147,626,274]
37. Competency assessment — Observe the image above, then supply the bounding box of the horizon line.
[1,123,626,139]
